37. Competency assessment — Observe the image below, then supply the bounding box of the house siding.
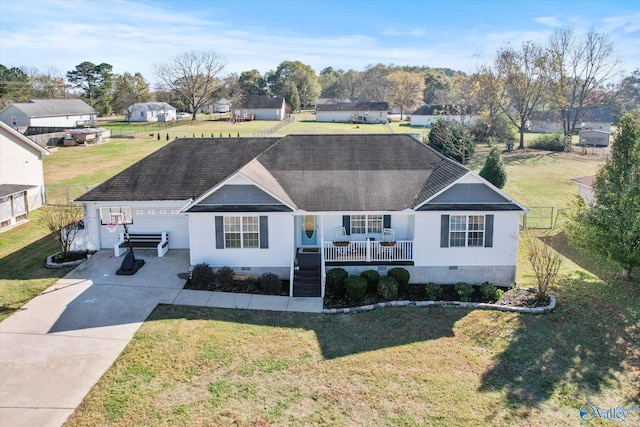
[410,114,479,127]
[0,127,46,210]
[188,212,293,270]
[316,110,388,124]
[411,211,520,285]
[80,201,190,251]
[199,185,283,206]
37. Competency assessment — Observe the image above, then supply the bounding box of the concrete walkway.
[0,250,322,427]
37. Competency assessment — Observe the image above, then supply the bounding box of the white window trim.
[449,215,485,248]
[350,214,383,235]
[224,216,260,249]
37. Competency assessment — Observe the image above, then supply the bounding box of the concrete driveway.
[0,250,189,427]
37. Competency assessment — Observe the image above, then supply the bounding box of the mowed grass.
[0,210,74,321]
[65,238,639,426]
[4,121,638,425]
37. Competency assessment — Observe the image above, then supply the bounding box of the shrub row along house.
[76,134,526,297]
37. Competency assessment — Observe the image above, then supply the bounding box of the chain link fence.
[520,206,572,229]
[46,184,96,205]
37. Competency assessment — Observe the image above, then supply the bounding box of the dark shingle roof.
[531,107,613,122]
[237,96,284,109]
[316,101,388,112]
[77,134,469,210]
[76,138,280,201]
[254,134,467,211]
[412,104,474,115]
[6,99,96,117]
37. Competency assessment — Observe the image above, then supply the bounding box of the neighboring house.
[0,99,97,130]
[0,121,50,231]
[233,96,286,121]
[529,107,613,133]
[125,102,177,122]
[196,98,232,114]
[76,134,527,296]
[410,105,479,127]
[315,101,389,124]
[570,175,596,205]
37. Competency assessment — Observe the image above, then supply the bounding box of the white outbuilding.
[125,102,177,122]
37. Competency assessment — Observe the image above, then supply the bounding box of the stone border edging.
[45,253,88,269]
[322,295,556,315]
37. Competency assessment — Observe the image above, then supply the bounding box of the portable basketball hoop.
[99,207,144,275]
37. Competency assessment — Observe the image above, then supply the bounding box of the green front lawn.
[0,210,74,322]
[65,235,639,425]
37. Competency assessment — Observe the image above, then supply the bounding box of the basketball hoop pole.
[122,222,138,262]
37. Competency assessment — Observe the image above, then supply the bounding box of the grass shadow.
[0,234,70,280]
[480,233,640,410]
[147,304,468,360]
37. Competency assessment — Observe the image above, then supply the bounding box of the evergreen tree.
[565,114,640,278]
[479,145,508,188]
[428,118,449,153]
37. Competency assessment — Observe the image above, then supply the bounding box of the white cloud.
[534,16,562,27]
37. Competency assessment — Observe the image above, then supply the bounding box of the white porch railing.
[323,240,413,262]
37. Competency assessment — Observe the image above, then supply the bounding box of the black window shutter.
[383,215,391,229]
[484,214,494,248]
[440,215,450,248]
[259,216,269,248]
[342,215,350,235]
[215,216,224,249]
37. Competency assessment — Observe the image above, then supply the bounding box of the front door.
[300,215,318,246]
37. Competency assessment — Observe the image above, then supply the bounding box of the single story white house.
[529,107,613,133]
[233,96,285,121]
[197,98,231,113]
[76,134,527,297]
[570,175,596,205]
[0,121,50,231]
[410,105,479,127]
[316,101,389,124]
[0,99,97,130]
[125,102,177,122]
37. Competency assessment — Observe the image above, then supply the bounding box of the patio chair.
[335,226,349,241]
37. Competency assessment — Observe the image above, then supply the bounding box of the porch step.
[293,281,321,297]
[294,251,321,297]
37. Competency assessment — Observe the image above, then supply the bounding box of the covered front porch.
[295,213,415,265]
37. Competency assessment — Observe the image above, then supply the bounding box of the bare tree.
[435,74,477,125]
[358,63,391,101]
[494,42,549,149]
[386,70,425,119]
[154,51,226,120]
[547,27,621,136]
[471,65,503,119]
[40,204,84,261]
[525,234,563,301]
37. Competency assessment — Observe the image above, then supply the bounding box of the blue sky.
[1,0,638,85]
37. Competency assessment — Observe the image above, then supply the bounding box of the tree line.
[0,27,638,131]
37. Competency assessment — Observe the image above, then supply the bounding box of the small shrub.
[344,275,367,304]
[260,272,282,295]
[326,268,348,297]
[454,282,474,302]
[480,282,500,302]
[496,289,504,300]
[360,270,380,293]
[191,263,215,289]
[388,267,410,295]
[377,276,398,301]
[424,282,442,300]
[215,266,235,287]
[529,133,570,152]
